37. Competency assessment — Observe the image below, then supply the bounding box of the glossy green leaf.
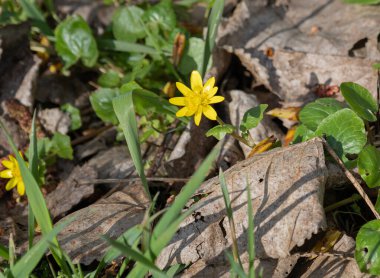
[55,15,99,69]
[240,104,268,132]
[299,98,344,131]
[206,124,235,140]
[90,88,120,125]
[315,109,366,164]
[144,0,176,32]
[51,132,73,160]
[97,70,121,88]
[61,103,82,131]
[355,220,380,275]
[202,0,224,77]
[358,145,380,188]
[340,82,378,122]
[113,93,150,200]
[178,37,211,76]
[292,124,315,144]
[112,6,145,42]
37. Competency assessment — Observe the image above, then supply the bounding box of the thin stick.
[77,177,189,185]
[321,137,380,219]
[294,251,355,261]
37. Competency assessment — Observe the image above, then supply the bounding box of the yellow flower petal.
[203,77,215,93]
[190,71,203,93]
[169,97,186,106]
[176,82,193,96]
[5,178,17,191]
[186,106,197,116]
[0,169,13,178]
[208,96,225,104]
[176,107,189,117]
[194,106,203,126]
[17,180,25,196]
[9,155,17,164]
[1,160,13,169]
[203,105,217,120]
[206,87,219,98]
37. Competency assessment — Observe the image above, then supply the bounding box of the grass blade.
[19,0,53,36]
[0,119,64,267]
[97,39,158,55]
[128,144,221,277]
[103,238,169,278]
[226,252,247,278]
[28,112,39,249]
[246,180,255,278]
[113,93,151,200]
[219,168,241,267]
[0,243,9,261]
[10,218,71,278]
[202,0,224,77]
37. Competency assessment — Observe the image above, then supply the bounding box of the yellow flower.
[0,154,27,196]
[169,71,225,126]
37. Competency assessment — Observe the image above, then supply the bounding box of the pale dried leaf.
[157,138,327,268]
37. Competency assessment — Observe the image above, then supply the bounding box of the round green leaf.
[178,37,212,75]
[98,70,121,88]
[90,88,120,125]
[358,145,380,188]
[299,98,344,131]
[292,124,315,144]
[112,6,145,43]
[355,220,380,275]
[340,82,378,122]
[206,125,235,140]
[315,108,366,162]
[240,104,268,132]
[144,0,176,32]
[55,15,99,69]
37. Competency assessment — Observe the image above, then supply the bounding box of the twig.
[77,177,189,185]
[71,125,113,146]
[321,137,380,219]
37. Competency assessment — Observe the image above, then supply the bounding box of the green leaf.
[358,145,380,188]
[240,104,268,132]
[206,124,235,140]
[246,181,255,278]
[202,0,224,77]
[299,98,344,131]
[112,93,150,200]
[19,0,53,36]
[144,0,176,32]
[97,39,158,55]
[315,109,366,164]
[61,103,82,131]
[373,63,380,70]
[340,82,378,122]
[97,70,121,88]
[343,0,380,4]
[0,243,8,261]
[178,37,211,76]
[355,220,380,275]
[112,6,145,42]
[10,219,71,278]
[90,88,120,125]
[292,124,315,144]
[55,15,99,69]
[51,132,73,160]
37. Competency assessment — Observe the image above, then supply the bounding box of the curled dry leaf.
[218,0,380,106]
[56,183,149,265]
[157,138,327,270]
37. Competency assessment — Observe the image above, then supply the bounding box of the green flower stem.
[216,116,252,147]
[324,193,362,213]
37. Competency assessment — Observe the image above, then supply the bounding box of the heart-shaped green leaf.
[358,145,380,188]
[340,82,378,122]
[355,220,380,275]
[315,108,366,164]
[112,6,146,43]
[299,98,344,131]
[240,104,268,132]
[55,15,99,69]
[206,125,235,140]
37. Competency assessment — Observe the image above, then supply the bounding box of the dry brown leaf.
[266,107,301,121]
[247,136,276,158]
[157,138,327,269]
[56,184,149,265]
